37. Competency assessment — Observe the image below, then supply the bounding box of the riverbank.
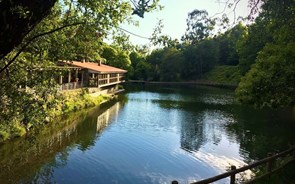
[0,89,117,143]
[127,80,237,89]
[128,65,240,90]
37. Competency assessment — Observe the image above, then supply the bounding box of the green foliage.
[134,61,152,81]
[216,22,246,66]
[129,51,145,68]
[182,39,219,79]
[145,47,184,81]
[101,44,131,70]
[0,86,111,142]
[236,43,295,108]
[203,66,241,85]
[62,92,110,114]
[182,9,216,43]
[0,0,161,142]
[237,18,272,75]
[235,0,295,108]
[158,48,184,81]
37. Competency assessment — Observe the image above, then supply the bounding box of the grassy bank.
[127,65,241,89]
[0,90,112,143]
[203,65,241,86]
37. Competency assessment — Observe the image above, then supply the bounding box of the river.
[0,85,294,184]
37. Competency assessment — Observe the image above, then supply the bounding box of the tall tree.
[182,10,216,44]
[216,22,246,66]
[236,0,295,108]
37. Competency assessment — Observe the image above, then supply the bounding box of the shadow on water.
[0,97,126,184]
[143,85,295,160]
[0,85,294,184]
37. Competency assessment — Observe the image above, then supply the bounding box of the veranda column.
[97,73,100,87]
[68,70,71,90]
[59,74,63,91]
[81,70,84,87]
[75,69,78,89]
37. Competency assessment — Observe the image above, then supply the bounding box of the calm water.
[0,85,294,184]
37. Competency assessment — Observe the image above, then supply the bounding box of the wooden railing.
[60,82,82,90]
[172,146,295,184]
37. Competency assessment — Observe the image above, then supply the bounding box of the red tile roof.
[62,61,127,73]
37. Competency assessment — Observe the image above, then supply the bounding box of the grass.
[203,65,242,85]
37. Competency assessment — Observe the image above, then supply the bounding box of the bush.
[236,43,295,108]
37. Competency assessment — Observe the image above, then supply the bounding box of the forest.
[0,0,294,140]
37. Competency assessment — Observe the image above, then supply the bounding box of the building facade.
[58,61,127,94]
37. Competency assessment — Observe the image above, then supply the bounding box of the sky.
[120,0,249,46]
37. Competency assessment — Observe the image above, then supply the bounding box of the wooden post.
[75,69,78,89]
[59,75,63,84]
[97,73,100,87]
[59,75,63,91]
[107,73,110,84]
[267,153,274,173]
[230,165,236,184]
[68,70,71,90]
[81,70,84,87]
[68,70,71,83]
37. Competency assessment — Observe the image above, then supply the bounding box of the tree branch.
[211,0,231,18]
[0,22,83,75]
[232,0,241,24]
[248,0,261,20]
[118,27,151,39]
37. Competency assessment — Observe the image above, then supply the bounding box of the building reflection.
[0,101,122,184]
[96,102,120,132]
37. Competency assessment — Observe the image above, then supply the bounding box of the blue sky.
[121,0,249,46]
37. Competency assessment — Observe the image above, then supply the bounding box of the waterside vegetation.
[0,0,294,143]
[0,89,111,142]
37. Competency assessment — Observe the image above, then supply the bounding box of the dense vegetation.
[0,0,294,141]
[129,0,295,109]
[0,0,161,141]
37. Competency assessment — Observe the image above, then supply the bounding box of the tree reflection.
[153,98,231,152]
[225,107,295,161]
[0,100,124,183]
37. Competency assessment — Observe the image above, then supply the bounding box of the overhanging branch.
[0,22,83,75]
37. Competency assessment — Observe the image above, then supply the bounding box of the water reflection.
[0,100,122,184]
[226,107,295,161]
[0,86,294,184]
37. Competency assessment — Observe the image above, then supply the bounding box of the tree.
[130,51,145,69]
[0,0,161,140]
[101,44,131,71]
[236,43,295,108]
[216,22,246,66]
[0,0,161,73]
[134,61,152,81]
[159,48,184,81]
[150,19,181,48]
[182,39,219,79]
[146,49,164,80]
[0,0,56,59]
[236,0,295,108]
[237,17,272,74]
[182,9,216,44]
